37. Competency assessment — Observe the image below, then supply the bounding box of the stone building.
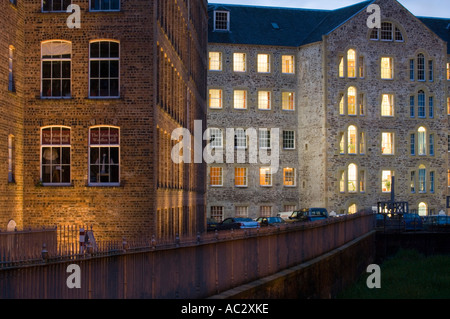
[0,0,208,240]
[207,0,450,220]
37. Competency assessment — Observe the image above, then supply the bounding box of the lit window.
[258,91,271,110]
[234,90,247,109]
[41,40,72,98]
[411,171,416,193]
[418,127,427,156]
[283,168,296,186]
[348,204,357,215]
[282,92,295,111]
[382,132,394,155]
[283,131,295,150]
[339,171,345,193]
[339,94,345,115]
[448,170,450,187]
[209,52,222,71]
[89,40,120,98]
[259,129,271,149]
[382,170,393,193]
[282,55,294,74]
[233,53,246,72]
[257,54,270,73]
[339,57,344,78]
[41,126,71,185]
[447,63,450,80]
[8,46,15,92]
[43,0,72,11]
[214,11,230,31]
[360,170,366,193]
[235,167,248,187]
[381,57,393,79]
[260,168,272,187]
[90,0,119,11]
[347,49,356,78]
[339,133,345,154]
[447,97,450,115]
[359,93,365,116]
[359,56,365,78]
[210,167,223,186]
[418,202,427,217]
[348,164,357,193]
[348,125,357,154]
[381,94,394,117]
[347,87,357,115]
[89,126,120,185]
[209,89,222,109]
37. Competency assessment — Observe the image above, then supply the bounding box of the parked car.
[216,217,260,230]
[255,216,286,227]
[423,214,450,231]
[277,212,294,220]
[288,208,329,223]
[206,218,219,232]
[403,213,424,231]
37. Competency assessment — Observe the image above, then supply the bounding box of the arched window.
[41,126,71,185]
[418,164,426,193]
[418,127,427,155]
[348,87,357,115]
[41,40,72,98]
[348,204,357,215]
[89,40,120,98]
[89,126,120,185]
[418,90,426,118]
[417,54,425,81]
[348,163,358,193]
[348,125,357,154]
[418,202,428,217]
[347,49,356,78]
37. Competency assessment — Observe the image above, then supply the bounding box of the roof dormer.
[214,10,230,32]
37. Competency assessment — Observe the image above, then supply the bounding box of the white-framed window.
[209,52,222,71]
[90,0,119,11]
[214,11,230,31]
[235,167,248,187]
[258,129,271,149]
[370,22,404,42]
[8,45,15,92]
[41,126,71,185]
[283,130,295,150]
[382,170,393,193]
[258,91,271,110]
[282,92,295,111]
[257,54,270,73]
[381,94,394,117]
[381,57,393,79]
[210,167,223,187]
[418,90,426,118]
[381,132,394,155]
[42,0,71,12]
[41,40,72,98]
[89,40,120,98]
[282,55,295,74]
[260,206,272,216]
[283,168,296,187]
[8,135,15,183]
[235,206,248,218]
[417,53,425,81]
[233,90,247,109]
[418,164,426,193]
[209,89,223,109]
[234,129,247,149]
[89,126,120,185]
[210,206,223,222]
[233,53,246,72]
[260,167,272,187]
[208,128,223,149]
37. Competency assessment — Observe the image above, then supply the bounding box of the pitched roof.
[208,1,372,47]
[208,1,450,53]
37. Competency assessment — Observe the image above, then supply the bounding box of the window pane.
[381,57,393,79]
[381,94,394,116]
[348,164,357,193]
[382,170,392,193]
[347,49,356,78]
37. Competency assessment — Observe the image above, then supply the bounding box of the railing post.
[41,243,48,262]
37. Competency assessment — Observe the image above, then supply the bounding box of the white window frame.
[257,54,271,73]
[90,0,120,12]
[233,90,247,109]
[381,57,393,80]
[234,128,247,149]
[209,52,222,71]
[283,168,296,187]
[209,89,223,109]
[260,167,272,187]
[282,55,295,74]
[42,0,72,12]
[234,167,248,187]
[282,92,295,111]
[89,40,120,99]
[41,40,72,98]
[208,128,223,149]
[88,126,120,186]
[233,53,246,72]
[258,91,271,110]
[210,166,223,187]
[259,129,271,150]
[214,10,230,31]
[283,130,295,150]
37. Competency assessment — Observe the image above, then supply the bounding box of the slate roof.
[208,1,450,53]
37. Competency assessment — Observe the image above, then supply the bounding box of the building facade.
[0,0,208,240]
[207,0,450,220]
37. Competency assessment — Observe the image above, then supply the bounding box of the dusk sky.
[210,0,450,19]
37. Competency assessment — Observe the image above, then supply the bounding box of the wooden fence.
[0,212,375,299]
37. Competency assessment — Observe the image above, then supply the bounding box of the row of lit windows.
[209,167,296,187]
[208,89,295,110]
[339,87,436,119]
[33,126,121,186]
[339,125,435,157]
[339,165,436,195]
[207,128,295,150]
[209,52,295,74]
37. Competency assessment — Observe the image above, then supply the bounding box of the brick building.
[0,0,208,240]
[207,0,450,220]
